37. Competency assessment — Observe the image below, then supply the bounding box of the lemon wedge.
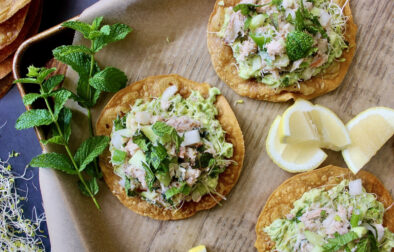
[188,245,207,252]
[266,115,327,173]
[279,99,351,151]
[342,107,394,174]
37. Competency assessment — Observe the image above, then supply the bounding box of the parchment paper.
[40,0,394,251]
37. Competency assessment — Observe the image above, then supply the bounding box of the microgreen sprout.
[0,157,45,251]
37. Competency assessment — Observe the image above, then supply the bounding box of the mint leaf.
[15,109,53,130]
[52,89,73,118]
[30,153,76,175]
[13,78,39,84]
[74,136,110,172]
[62,20,92,39]
[164,182,191,199]
[132,131,149,151]
[152,121,183,152]
[142,162,155,191]
[233,3,265,16]
[26,65,41,77]
[54,45,92,56]
[22,93,42,106]
[323,231,359,251]
[42,75,64,93]
[53,46,91,78]
[91,16,103,30]
[37,67,56,83]
[152,121,173,137]
[92,23,132,52]
[89,67,127,92]
[100,25,110,35]
[149,144,167,170]
[57,108,72,143]
[124,177,134,196]
[90,88,101,107]
[78,178,99,197]
[113,116,126,131]
[40,136,64,145]
[53,46,100,103]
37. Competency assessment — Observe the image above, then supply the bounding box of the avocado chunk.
[155,171,171,187]
[351,226,367,238]
[141,126,159,143]
[141,191,158,201]
[128,150,146,170]
[111,149,127,165]
[304,230,324,246]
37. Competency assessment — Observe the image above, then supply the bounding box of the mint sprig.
[53,16,132,135]
[15,17,132,209]
[14,66,111,209]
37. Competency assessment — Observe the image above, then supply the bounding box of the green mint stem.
[87,47,100,176]
[41,87,101,210]
[87,108,94,137]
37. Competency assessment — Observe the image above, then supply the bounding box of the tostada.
[255,165,394,251]
[96,75,244,220]
[207,0,357,101]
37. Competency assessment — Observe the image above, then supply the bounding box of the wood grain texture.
[46,0,393,251]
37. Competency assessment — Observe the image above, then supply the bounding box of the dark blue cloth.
[0,0,98,250]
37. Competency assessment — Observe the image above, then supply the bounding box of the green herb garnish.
[15,66,110,209]
[14,17,132,209]
[323,231,359,251]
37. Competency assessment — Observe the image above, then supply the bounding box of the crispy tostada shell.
[207,0,357,102]
[96,74,245,220]
[255,165,393,251]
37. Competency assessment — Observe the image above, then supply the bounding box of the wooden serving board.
[15,0,393,251]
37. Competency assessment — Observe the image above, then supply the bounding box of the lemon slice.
[267,116,327,173]
[279,99,319,145]
[342,107,394,174]
[279,99,351,151]
[188,245,207,252]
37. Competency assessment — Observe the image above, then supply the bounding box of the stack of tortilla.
[0,0,42,98]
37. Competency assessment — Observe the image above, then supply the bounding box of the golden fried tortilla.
[0,5,28,50]
[207,0,357,102]
[0,0,41,62]
[0,0,30,24]
[0,73,13,98]
[0,54,13,79]
[255,165,394,251]
[96,74,245,220]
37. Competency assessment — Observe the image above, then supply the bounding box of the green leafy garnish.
[132,131,150,152]
[233,4,264,16]
[142,162,156,191]
[54,17,132,134]
[113,115,126,131]
[294,0,327,38]
[13,16,132,210]
[323,232,359,251]
[152,121,183,152]
[148,144,168,170]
